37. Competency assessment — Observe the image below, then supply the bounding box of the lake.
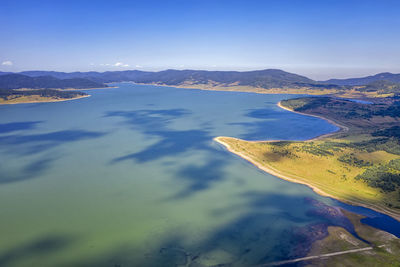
[0,83,395,266]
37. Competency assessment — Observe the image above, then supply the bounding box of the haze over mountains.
[1,69,400,90]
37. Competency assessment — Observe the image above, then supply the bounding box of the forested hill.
[0,69,337,89]
[322,72,400,86]
[131,69,327,89]
[0,74,107,89]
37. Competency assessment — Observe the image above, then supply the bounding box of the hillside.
[132,69,330,89]
[0,74,107,89]
[359,80,400,93]
[322,72,400,86]
[1,69,340,89]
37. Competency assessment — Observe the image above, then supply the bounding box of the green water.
[0,84,352,266]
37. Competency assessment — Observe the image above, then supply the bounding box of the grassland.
[215,97,400,221]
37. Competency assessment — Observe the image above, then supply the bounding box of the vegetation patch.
[356,159,400,193]
[338,154,372,168]
[372,126,400,138]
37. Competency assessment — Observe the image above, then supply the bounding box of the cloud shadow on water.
[106,108,216,163]
[105,109,191,133]
[112,129,213,163]
[0,130,107,156]
[106,108,232,199]
[0,129,107,184]
[168,158,228,199]
[229,108,286,140]
[0,121,43,134]
[62,193,363,266]
[0,234,75,267]
[0,156,57,184]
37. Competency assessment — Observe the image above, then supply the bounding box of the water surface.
[0,84,393,266]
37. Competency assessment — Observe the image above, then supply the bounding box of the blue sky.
[1,0,400,79]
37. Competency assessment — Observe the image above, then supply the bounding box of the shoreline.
[67,86,117,91]
[214,102,400,222]
[134,82,340,96]
[135,82,391,99]
[0,94,91,105]
[214,136,334,198]
[276,101,349,140]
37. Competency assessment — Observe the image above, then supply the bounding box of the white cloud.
[99,62,130,67]
[135,65,143,68]
[89,63,95,66]
[2,61,13,66]
[113,62,130,67]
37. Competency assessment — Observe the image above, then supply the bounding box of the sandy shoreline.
[214,102,400,222]
[214,136,334,198]
[0,94,90,105]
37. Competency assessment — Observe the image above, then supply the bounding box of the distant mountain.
[322,72,400,86]
[132,69,329,89]
[0,71,12,76]
[19,70,149,83]
[9,69,340,89]
[0,74,107,89]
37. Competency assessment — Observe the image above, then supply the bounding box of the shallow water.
[0,84,396,266]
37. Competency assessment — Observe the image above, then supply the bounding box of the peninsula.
[215,97,400,222]
[0,74,107,104]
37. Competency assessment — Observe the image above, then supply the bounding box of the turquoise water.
[0,83,391,266]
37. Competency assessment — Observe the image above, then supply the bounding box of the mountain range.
[1,69,400,90]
